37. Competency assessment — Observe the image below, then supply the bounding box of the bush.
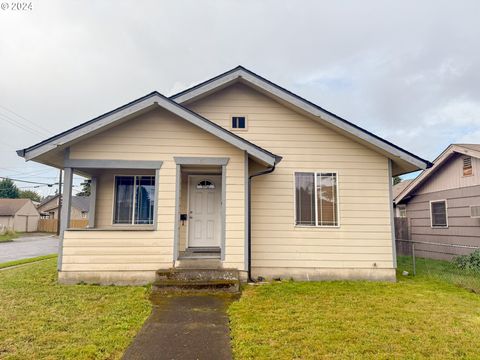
[453,250,480,272]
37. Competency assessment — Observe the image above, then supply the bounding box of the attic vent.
[463,156,473,176]
[471,206,480,218]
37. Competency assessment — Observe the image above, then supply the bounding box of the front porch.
[58,155,248,285]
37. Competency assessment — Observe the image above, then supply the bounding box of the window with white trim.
[231,116,246,129]
[114,175,155,225]
[430,200,447,227]
[295,172,339,226]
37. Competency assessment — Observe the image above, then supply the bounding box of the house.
[0,198,40,232]
[392,179,413,217]
[16,66,430,285]
[395,144,480,260]
[37,195,90,220]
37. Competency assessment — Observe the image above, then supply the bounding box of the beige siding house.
[17,66,429,284]
[37,195,90,220]
[395,144,480,259]
[0,198,40,232]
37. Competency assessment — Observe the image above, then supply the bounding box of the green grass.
[397,255,480,293]
[229,274,480,359]
[0,258,151,359]
[0,231,19,243]
[0,254,57,269]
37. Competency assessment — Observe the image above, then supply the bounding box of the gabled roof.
[0,198,30,216]
[392,179,413,199]
[395,144,480,204]
[171,65,431,175]
[38,195,90,212]
[17,91,281,166]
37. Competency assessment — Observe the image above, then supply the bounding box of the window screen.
[295,172,338,226]
[431,200,447,227]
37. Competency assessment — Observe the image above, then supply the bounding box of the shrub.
[453,250,480,272]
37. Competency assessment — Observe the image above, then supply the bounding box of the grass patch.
[0,258,151,359]
[398,255,480,293]
[229,277,480,359]
[0,254,57,270]
[0,231,19,243]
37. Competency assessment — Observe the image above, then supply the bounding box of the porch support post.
[88,176,97,228]
[154,169,160,231]
[173,164,181,262]
[58,167,73,270]
[221,164,226,261]
[244,152,249,271]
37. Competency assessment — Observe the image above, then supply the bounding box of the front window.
[430,200,447,227]
[295,172,339,227]
[114,175,155,225]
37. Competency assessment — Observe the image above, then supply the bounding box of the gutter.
[247,163,276,282]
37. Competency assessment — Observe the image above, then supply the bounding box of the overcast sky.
[1,0,479,196]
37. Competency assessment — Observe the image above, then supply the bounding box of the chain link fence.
[396,239,480,294]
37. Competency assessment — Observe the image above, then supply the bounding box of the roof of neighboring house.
[393,180,413,199]
[395,143,480,204]
[0,198,30,216]
[37,195,90,212]
[72,196,90,212]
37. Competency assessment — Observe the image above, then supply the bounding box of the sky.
[0,0,479,196]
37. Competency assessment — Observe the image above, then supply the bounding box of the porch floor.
[178,247,221,259]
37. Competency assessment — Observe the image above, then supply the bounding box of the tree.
[0,178,20,198]
[76,180,91,197]
[393,176,402,185]
[19,190,42,202]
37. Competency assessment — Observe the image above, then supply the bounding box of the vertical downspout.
[248,163,276,282]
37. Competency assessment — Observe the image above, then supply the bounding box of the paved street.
[0,234,58,263]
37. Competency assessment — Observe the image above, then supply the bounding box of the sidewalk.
[122,294,234,360]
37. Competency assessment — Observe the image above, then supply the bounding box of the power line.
[0,112,45,138]
[0,104,53,135]
[0,176,57,186]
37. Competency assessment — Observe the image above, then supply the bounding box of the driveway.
[0,234,58,262]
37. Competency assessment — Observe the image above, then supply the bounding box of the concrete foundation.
[58,271,156,285]
[252,267,396,282]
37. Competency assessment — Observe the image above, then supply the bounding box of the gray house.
[395,144,480,259]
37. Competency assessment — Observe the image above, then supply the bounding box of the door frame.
[173,157,229,262]
[186,174,222,248]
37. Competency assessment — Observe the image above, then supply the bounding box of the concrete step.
[175,258,223,269]
[153,268,240,293]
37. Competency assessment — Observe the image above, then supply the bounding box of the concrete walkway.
[122,295,234,360]
[0,234,58,262]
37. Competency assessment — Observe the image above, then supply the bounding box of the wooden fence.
[394,217,411,256]
[37,219,89,233]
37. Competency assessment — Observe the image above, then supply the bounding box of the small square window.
[232,116,246,129]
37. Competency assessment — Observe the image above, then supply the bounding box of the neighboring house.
[37,195,90,220]
[17,66,430,285]
[395,144,480,260]
[0,198,40,232]
[392,180,413,217]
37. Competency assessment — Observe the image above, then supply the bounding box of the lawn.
[0,231,19,243]
[0,258,151,359]
[229,268,480,359]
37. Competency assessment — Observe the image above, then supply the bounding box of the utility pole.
[56,169,62,236]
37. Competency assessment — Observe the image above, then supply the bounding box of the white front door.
[188,175,221,247]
